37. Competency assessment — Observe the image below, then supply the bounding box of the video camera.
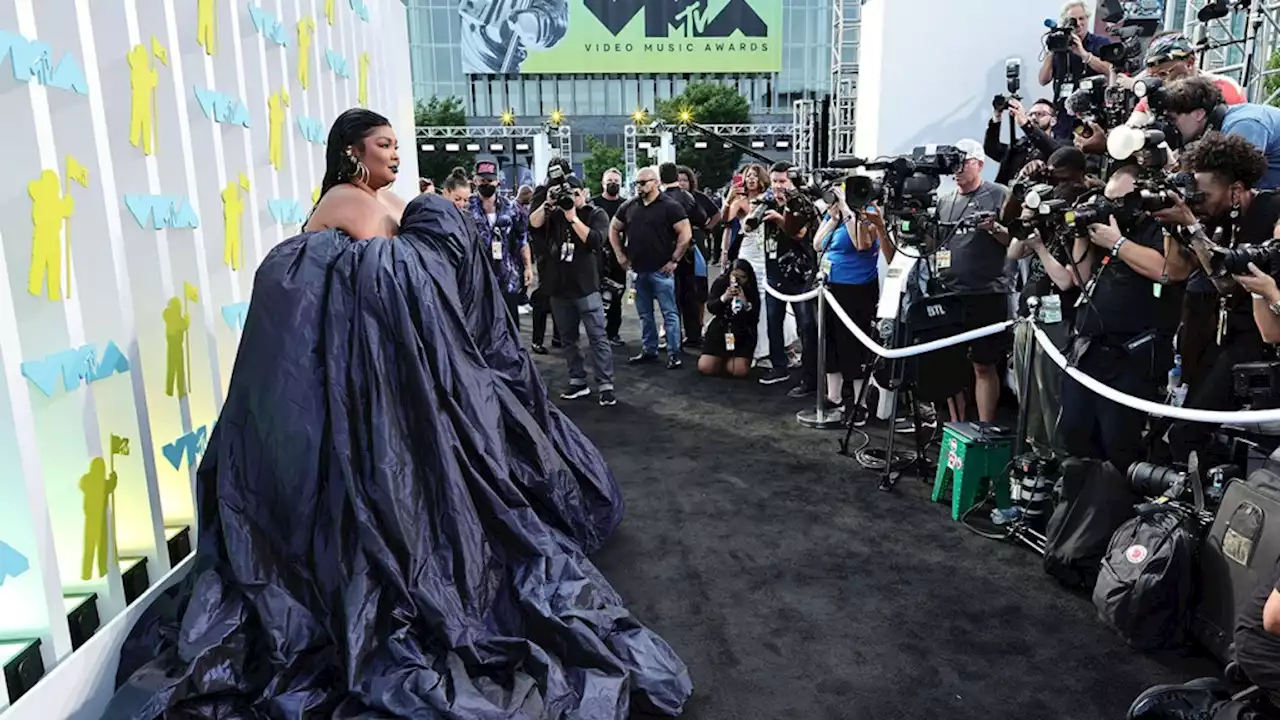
[545,162,574,210]
[1045,16,1079,53]
[1098,25,1146,75]
[1065,76,1132,132]
[847,145,966,245]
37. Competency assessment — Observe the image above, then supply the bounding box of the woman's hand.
[1235,262,1280,303]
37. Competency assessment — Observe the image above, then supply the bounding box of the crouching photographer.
[1058,163,1181,473]
[1165,132,1280,462]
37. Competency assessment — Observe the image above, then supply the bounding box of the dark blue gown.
[105,193,691,719]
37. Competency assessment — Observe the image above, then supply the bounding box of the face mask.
[477,184,497,198]
[605,182,620,196]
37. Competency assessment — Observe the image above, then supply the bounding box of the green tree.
[1264,50,1280,106]
[414,96,474,185]
[656,82,750,189]
[581,136,625,195]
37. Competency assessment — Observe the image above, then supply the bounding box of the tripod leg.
[840,355,880,454]
[879,358,903,492]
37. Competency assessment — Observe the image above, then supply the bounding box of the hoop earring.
[344,147,370,185]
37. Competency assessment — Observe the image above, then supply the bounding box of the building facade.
[405,0,855,160]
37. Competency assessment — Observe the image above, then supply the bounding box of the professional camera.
[1046,16,1079,53]
[1129,460,1237,510]
[993,58,1022,113]
[1098,26,1145,75]
[859,145,966,245]
[1066,76,1131,132]
[744,187,820,233]
[1210,240,1280,278]
[545,163,574,210]
[743,196,776,232]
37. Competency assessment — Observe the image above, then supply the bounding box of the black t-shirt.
[615,194,688,273]
[1075,217,1166,338]
[590,194,625,220]
[530,204,608,299]
[1220,190,1280,338]
[1234,560,1280,694]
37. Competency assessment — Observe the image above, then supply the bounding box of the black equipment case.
[1194,447,1280,664]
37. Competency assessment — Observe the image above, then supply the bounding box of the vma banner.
[459,0,783,75]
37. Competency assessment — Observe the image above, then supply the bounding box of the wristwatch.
[1269,297,1280,317]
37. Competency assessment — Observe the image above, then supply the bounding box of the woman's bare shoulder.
[304,186,388,240]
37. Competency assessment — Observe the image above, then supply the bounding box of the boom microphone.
[826,156,868,169]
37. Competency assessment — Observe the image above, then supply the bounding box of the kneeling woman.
[699,259,761,378]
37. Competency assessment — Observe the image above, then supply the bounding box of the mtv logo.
[162,425,208,471]
[20,340,130,397]
[325,49,350,78]
[583,0,767,38]
[194,86,252,128]
[268,198,307,225]
[0,30,89,95]
[296,116,324,144]
[220,301,250,331]
[124,194,201,230]
[349,0,370,21]
[248,4,290,47]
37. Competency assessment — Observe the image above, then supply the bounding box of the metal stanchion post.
[798,279,844,429]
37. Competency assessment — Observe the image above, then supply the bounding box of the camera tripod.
[838,316,938,492]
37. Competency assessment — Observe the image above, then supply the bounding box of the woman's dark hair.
[317,108,391,202]
[677,165,699,192]
[728,258,759,304]
[1180,131,1268,189]
[443,167,471,193]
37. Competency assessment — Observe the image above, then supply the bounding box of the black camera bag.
[1092,483,1203,651]
[1193,450,1280,664]
[1044,459,1139,589]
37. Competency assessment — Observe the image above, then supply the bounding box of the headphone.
[1206,102,1229,132]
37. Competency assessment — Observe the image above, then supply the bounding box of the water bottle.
[1167,354,1183,395]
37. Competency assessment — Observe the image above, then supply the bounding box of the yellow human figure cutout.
[197,0,216,55]
[268,89,289,171]
[358,52,370,107]
[325,0,335,25]
[27,170,74,301]
[297,16,315,90]
[163,297,190,398]
[80,457,117,581]
[128,44,159,156]
[221,181,244,270]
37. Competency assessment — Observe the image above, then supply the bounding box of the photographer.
[1126,33,1245,127]
[1164,133,1280,461]
[931,140,1012,424]
[529,174,616,406]
[610,166,692,370]
[1057,164,1174,472]
[590,167,627,347]
[1038,0,1113,141]
[985,98,1067,184]
[658,162,711,348]
[1162,76,1280,189]
[760,161,819,397]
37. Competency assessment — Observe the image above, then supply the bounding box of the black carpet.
[523,313,1215,720]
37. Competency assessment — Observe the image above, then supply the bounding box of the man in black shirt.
[590,167,627,346]
[1058,164,1173,472]
[529,175,617,406]
[610,166,692,369]
[676,165,722,347]
[1233,560,1280,704]
[985,98,1066,185]
[1162,133,1280,461]
[659,162,711,348]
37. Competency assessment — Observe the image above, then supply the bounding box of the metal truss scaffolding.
[1182,0,1280,104]
[829,0,860,160]
[622,123,796,186]
[793,100,818,171]
[415,124,573,165]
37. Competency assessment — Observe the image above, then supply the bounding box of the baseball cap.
[954,138,985,162]
[566,175,586,190]
[475,160,498,179]
[1146,34,1194,67]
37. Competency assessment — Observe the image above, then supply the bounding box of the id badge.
[561,243,574,263]
[765,238,777,260]
[935,249,952,270]
[725,332,736,351]
[820,256,833,276]
[491,240,503,260]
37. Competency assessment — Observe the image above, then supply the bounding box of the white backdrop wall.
[855,0,1099,178]
[0,0,415,715]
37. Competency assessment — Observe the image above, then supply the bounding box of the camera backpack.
[1193,450,1280,665]
[1044,459,1140,590]
[1092,479,1203,651]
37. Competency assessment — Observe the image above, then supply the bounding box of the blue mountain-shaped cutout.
[0,540,30,585]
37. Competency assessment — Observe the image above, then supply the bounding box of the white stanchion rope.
[763,284,822,303]
[822,288,1015,359]
[819,286,1280,425]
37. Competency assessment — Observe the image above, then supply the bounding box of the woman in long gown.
[104,109,690,720]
